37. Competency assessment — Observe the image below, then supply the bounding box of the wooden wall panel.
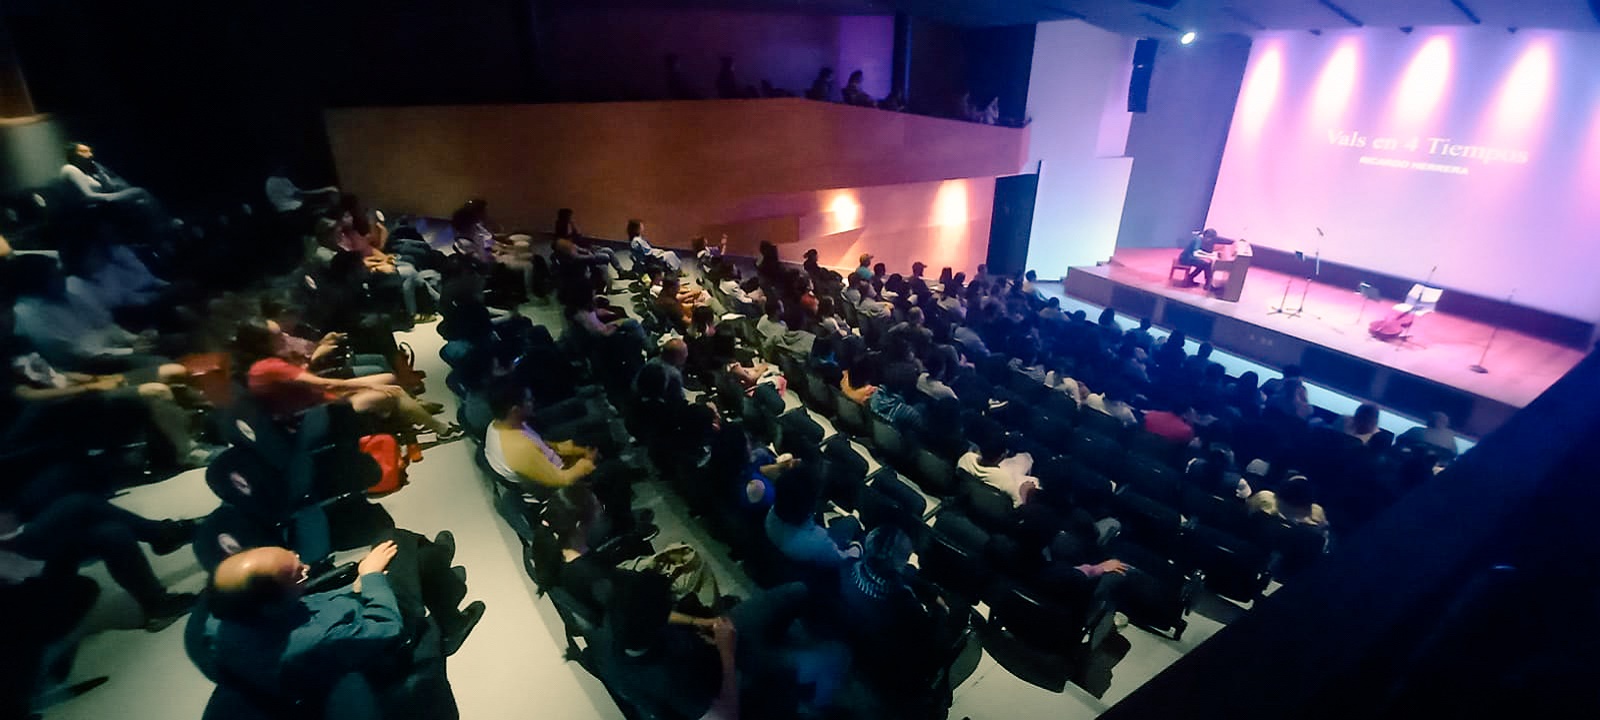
[324,99,1026,274]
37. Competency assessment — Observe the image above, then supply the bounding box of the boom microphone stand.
[1293,248,1320,315]
[1469,289,1514,374]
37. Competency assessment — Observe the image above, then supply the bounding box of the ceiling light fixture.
[1180,31,1197,45]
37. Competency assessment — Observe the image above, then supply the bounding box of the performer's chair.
[1169,257,1192,284]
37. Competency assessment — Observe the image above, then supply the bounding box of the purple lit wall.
[1207,27,1600,322]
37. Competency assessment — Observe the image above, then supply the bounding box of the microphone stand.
[1270,275,1297,317]
[1293,249,1319,315]
[1469,289,1514,374]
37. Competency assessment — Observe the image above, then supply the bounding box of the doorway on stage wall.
[986,173,1039,277]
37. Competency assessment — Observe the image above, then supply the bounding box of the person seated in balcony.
[841,70,875,107]
[716,56,741,99]
[627,219,681,273]
[805,67,837,102]
[664,54,700,100]
[958,420,1040,507]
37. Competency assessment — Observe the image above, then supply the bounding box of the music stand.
[1353,282,1380,325]
[1394,284,1443,345]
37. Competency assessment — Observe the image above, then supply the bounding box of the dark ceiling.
[570,0,1600,34]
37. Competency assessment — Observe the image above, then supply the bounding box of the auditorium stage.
[1061,249,1587,438]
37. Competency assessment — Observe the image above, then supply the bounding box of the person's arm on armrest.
[501,430,594,488]
[13,376,116,401]
[330,542,406,652]
[61,165,141,201]
[701,617,739,720]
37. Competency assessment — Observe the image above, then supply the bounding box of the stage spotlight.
[1180,31,1197,45]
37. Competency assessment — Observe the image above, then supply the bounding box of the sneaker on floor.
[439,600,487,657]
[433,530,456,561]
[142,592,197,632]
[421,424,465,447]
[149,519,200,556]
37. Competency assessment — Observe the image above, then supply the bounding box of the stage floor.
[1067,249,1584,412]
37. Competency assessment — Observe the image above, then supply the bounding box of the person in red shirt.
[1142,402,1198,447]
[235,321,460,442]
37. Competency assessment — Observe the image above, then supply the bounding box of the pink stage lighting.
[932,180,969,227]
[1238,44,1284,137]
[1311,40,1360,126]
[1391,35,1453,126]
[1490,41,1554,136]
[826,192,863,233]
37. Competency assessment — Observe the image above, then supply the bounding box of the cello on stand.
[1369,266,1441,341]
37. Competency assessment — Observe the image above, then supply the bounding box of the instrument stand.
[1469,290,1514,373]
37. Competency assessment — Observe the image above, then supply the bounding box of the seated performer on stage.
[1179,229,1234,288]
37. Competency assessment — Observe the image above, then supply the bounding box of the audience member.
[2,494,198,631]
[207,533,483,716]
[840,70,874,107]
[1398,411,1458,454]
[627,219,681,273]
[235,320,459,440]
[1247,475,1330,535]
[958,420,1040,507]
[805,67,837,102]
[765,463,862,568]
[664,54,700,100]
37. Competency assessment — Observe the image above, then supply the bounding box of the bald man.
[633,338,689,406]
[205,531,482,717]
